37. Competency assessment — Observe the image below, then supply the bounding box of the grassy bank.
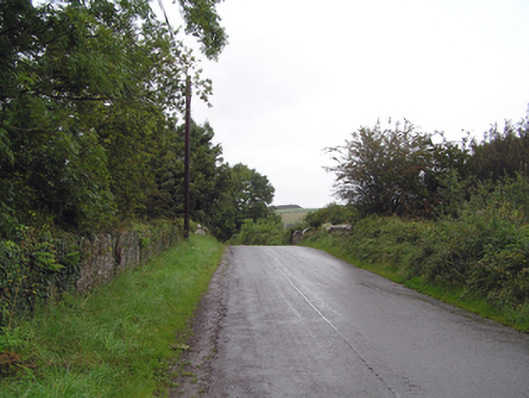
[302,224,529,333]
[0,235,224,397]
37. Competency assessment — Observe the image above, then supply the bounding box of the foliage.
[304,203,359,228]
[327,116,529,220]
[0,0,271,242]
[303,215,529,331]
[412,182,529,306]
[0,219,181,330]
[177,0,228,60]
[148,121,223,219]
[0,235,224,396]
[302,173,529,330]
[0,0,277,369]
[327,119,438,216]
[0,226,80,327]
[230,219,289,246]
[229,163,275,221]
[147,121,276,241]
[0,0,218,234]
[348,179,529,308]
[205,162,276,241]
[307,125,529,331]
[469,119,529,181]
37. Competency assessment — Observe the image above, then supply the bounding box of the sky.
[162,0,529,208]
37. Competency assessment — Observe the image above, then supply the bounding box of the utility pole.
[184,74,191,239]
[155,2,192,240]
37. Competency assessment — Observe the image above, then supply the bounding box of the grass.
[0,235,225,397]
[302,235,529,333]
[276,208,318,228]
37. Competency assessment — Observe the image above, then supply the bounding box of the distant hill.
[275,204,302,210]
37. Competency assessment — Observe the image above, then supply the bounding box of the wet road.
[209,246,529,397]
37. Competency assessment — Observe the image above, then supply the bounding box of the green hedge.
[305,208,529,309]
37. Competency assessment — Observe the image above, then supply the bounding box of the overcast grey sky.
[164,0,529,208]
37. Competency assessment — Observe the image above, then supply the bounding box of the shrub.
[0,225,80,327]
[230,219,289,246]
[305,203,359,228]
[313,182,529,309]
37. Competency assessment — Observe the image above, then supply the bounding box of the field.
[276,208,318,228]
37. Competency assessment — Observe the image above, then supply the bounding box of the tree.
[148,122,276,241]
[469,118,529,182]
[327,119,445,216]
[1,0,122,231]
[148,121,222,219]
[206,163,276,241]
[230,163,275,222]
[176,0,228,60]
[0,0,219,235]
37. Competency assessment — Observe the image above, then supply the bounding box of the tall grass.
[0,235,224,397]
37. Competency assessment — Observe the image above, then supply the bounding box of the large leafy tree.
[0,0,219,235]
[1,0,276,244]
[147,121,222,219]
[230,163,275,222]
[1,0,121,231]
[206,163,275,241]
[327,119,465,216]
[148,121,276,240]
[328,116,529,218]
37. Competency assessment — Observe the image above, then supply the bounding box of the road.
[207,246,529,398]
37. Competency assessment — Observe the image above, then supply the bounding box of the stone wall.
[0,222,183,326]
[75,226,180,295]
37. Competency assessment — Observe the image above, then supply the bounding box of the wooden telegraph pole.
[184,74,191,239]
[155,1,192,239]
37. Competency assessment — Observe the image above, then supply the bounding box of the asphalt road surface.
[208,246,529,398]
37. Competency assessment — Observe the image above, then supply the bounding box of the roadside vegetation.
[298,116,529,332]
[1,0,278,390]
[3,5,528,396]
[230,217,290,246]
[1,0,275,332]
[0,234,224,396]
[1,0,275,244]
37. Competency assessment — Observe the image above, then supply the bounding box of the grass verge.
[302,235,529,333]
[0,235,224,397]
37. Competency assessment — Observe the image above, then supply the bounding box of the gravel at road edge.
[168,248,231,397]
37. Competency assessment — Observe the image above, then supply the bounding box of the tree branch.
[34,90,111,102]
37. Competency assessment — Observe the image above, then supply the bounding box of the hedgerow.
[304,178,529,317]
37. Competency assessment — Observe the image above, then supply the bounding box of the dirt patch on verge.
[168,248,231,397]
